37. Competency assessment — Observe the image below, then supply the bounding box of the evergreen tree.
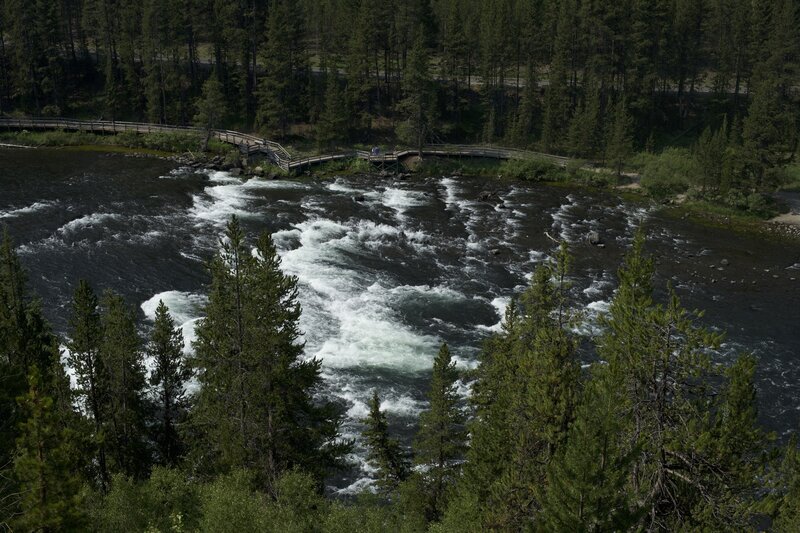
[539,368,635,532]
[599,232,769,530]
[316,77,349,148]
[256,0,294,136]
[191,216,349,496]
[694,117,728,195]
[148,300,191,466]
[509,62,539,147]
[1,232,58,462]
[194,74,227,151]
[99,290,150,479]
[774,437,800,532]
[605,97,634,176]
[361,391,409,494]
[396,30,436,155]
[540,0,574,151]
[566,82,602,158]
[9,367,86,532]
[66,279,109,489]
[455,244,579,529]
[413,343,467,520]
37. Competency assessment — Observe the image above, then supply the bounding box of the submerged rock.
[587,231,603,246]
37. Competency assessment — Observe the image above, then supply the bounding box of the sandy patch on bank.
[770,213,800,226]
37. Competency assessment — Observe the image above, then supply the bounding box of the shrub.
[640,148,699,199]
[499,159,568,182]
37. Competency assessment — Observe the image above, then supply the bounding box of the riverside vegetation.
[0,0,798,214]
[2,220,800,531]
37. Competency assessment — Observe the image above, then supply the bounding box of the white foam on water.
[58,213,121,235]
[477,296,510,332]
[140,291,208,355]
[190,177,252,226]
[381,187,428,220]
[241,178,311,190]
[0,200,58,219]
[276,217,441,371]
[327,178,366,194]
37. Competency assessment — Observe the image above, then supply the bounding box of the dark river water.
[1,148,799,492]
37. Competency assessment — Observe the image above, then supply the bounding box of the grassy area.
[780,163,800,191]
[0,129,229,155]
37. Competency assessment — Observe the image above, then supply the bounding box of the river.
[1,148,799,491]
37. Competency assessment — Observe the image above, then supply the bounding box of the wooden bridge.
[0,117,569,173]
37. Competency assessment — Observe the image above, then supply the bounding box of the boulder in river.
[587,231,603,246]
[721,258,730,266]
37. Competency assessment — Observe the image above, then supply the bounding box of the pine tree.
[540,0,574,151]
[456,244,579,529]
[605,97,634,176]
[9,368,86,532]
[362,391,409,494]
[1,232,57,462]
[774,437,800,532]
[539,368,635,532]
[148,300,191,466]
[413,343,467,520]
[99,290,150,479]
[694,117,728,195]
[695,353,771,528]
[256,0,293,136]
[566,82,602,158]
[509,62,538,147]
[194,74,227,151]
[396,30,436,155]
[191,216,349,496]
[65,280,110,489]
[598,232,769,530]
[316,77,349,148]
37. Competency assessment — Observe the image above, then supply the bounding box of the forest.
[1,0,799,201]
[1,218,800,531]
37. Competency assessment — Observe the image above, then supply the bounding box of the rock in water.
[587,231,603,246]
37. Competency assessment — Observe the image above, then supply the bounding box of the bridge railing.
[0,117,571,171]
[0,116,294,162]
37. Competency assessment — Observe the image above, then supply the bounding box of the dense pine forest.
[1,0,799,199]
[0,218,799,531]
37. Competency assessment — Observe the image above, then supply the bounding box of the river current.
[1,148,799,491]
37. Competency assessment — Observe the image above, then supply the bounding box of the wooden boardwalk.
[0,117,569,172]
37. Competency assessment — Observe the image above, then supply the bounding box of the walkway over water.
[0,117,569,172]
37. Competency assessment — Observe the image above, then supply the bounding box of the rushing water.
[2,148,799,491]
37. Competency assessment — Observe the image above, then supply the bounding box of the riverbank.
[2,129,797,242]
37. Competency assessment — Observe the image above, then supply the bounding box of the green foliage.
[194,75,227,134]
[99,290,150,479]
[413,343,467,521]
[457,244,580,529]
[605,98,634,176]
[396,32,437,153]
[148,300,191,466]
[539,369,635,532]
[361,391,409,494]
[498,159,569,182]
[640,147,699,199]
[191,216,349,495]
[316,78,350,148]
[198,470,270,532]
[10,368,87,532]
